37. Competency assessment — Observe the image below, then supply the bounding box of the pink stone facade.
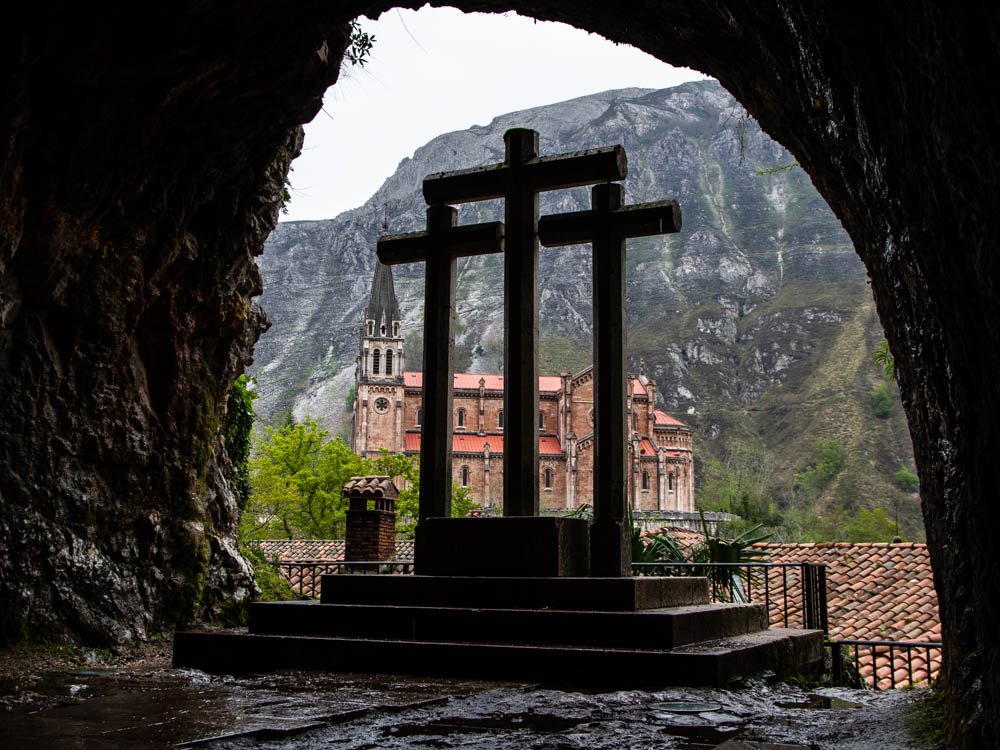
[351,263,695,512]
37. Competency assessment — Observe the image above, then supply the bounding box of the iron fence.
[830,638,943,690]
[276,560,413,597]
[632,561,829,633]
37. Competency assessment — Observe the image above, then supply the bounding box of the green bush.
[895,467,919,493]
[240,542,297,602]
[794,438,845,499]
[871,382,892,418]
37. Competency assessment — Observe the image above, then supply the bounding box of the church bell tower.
[353,260,405,455]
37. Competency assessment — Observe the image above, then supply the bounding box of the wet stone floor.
[0,662,936,749]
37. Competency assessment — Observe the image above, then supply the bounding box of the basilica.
[351,262,695,512]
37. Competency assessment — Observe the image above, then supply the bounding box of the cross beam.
[538,183,681,576]
[423,129,627,516]
[377,205,504,525]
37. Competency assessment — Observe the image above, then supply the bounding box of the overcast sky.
[281,7,709,222]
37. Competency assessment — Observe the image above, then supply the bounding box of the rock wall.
[0,7,349,643]
[2,2,998,746]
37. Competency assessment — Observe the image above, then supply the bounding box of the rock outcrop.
[0,7,350,644]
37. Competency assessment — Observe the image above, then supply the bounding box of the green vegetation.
[223,375,257,510]
[895,467,919,493]
[842,507,898,542]
[345,20,375,67]
[873,339,896,380]
[905,688,945,748]
[690,513,771,602]
[241,419,367,540]
[871,381,892,418]
[539,335,591,375]
[343,386,356,413]
[240,421,478,542]
[240,542,297,601]
[698,445,784,530]
[794,438,845,500]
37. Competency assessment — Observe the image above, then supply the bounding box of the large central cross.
[424,129,626,516]
[539,183,681,575]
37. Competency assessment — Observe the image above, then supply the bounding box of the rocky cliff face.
[255,80,918,534]
[0,7,350,646]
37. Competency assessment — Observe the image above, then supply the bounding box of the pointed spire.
[365,259,401,331]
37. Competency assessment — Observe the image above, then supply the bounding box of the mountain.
[252,79,921,539]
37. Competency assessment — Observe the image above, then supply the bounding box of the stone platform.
[415,517,591,576]
[174,574,824,687]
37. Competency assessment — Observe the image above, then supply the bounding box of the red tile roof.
[631,378,647,396]
[255,540,415,598]
[654,409,688,428]
[758,542,940,689]
[404,432,562,455]
[639,438,657,456]
[404,371,562,393]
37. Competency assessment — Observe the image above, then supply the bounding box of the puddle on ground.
[776,692,864,710]
[0,665,926,749]
[653,700,723,713]
[386,711,588,737]
[660,722,743,747]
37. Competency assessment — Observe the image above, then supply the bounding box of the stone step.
[172,628,824,687]
[249,600,768,649]
[319,574,709,610]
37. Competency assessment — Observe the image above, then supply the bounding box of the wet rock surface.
[0,654,935,750]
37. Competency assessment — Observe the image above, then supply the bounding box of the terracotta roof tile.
[404,371,562,393]
[653,409,688,428]
[757,541,941,688]
[404,433,562,456]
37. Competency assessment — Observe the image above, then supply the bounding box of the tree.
[241,419,367,540]
[794,438,845,500]
[698,445,784,529]
[843,507,898,542]
[369,449,481,537]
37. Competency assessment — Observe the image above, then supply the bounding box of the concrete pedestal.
[415,516,590,576]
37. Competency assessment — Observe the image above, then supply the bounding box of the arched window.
[385,349,393,375]
[632,413,638,430]
[498,410,504,429]
[668,473,674,491]
[393,322,399,337]
[380,323,386,335]
[642,471,649,490]
[457,408,466,428]
[538,411,544,429]
[416,408,422,426]
[367,321,374,336]
[544,467,553,489]
[461,465,470,487]
[372,349,381,374]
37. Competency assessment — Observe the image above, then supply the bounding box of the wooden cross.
[377,205,504,523]
[538,182,681,576]
[424,128,626,516]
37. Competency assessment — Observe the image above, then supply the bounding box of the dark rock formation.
[0,8,350,643]
[2,2,998,746]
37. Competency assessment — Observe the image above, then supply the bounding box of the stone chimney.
[343,475,398,562]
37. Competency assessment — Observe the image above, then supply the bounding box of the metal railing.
[276,560,414,597]
[830,639,943,690]
[632,561,829,633]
